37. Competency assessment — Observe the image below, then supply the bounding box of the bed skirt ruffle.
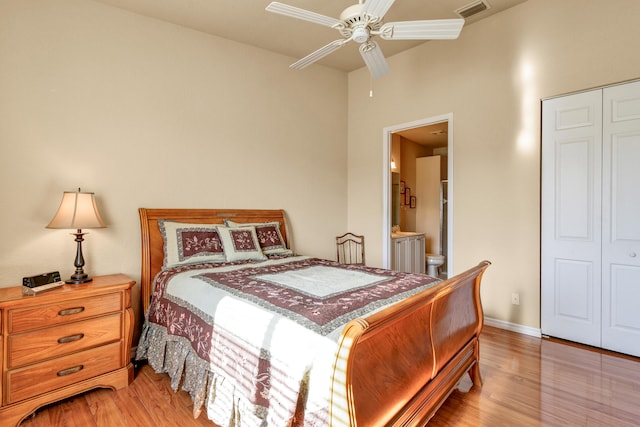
[136,323,271,426]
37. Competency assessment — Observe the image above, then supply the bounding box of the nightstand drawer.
[8,313,122,369]
[8,293,122,333]
[6,341,122,404]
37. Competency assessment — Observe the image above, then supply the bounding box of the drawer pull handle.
[57,333,84,344]
[58,307,85,316]
[57,365,84,377]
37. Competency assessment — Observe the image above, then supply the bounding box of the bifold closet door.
[601,81,640,356]
[542,81,640,357]
[541,89,603,348]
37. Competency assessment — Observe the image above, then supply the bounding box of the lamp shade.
[46,190,106,230]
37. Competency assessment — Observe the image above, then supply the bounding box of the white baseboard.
[484,316,542,338]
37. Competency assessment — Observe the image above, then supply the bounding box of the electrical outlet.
[511,293,520,305]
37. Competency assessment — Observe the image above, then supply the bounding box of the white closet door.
[541,89,603,346]
[601,81,640,356]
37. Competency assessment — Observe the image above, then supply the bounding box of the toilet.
[426,254,445,278]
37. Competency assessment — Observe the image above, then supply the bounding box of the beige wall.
[0,0,348,330]
[347,0,640,329]
[3,0,639,335]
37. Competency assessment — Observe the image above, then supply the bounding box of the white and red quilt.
[137,256,439,427]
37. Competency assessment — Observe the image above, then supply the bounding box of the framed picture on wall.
[410,196,416,208]
[405,188,411,205]
[400,180,405,194]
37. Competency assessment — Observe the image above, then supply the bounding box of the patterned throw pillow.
[216,226,267,262]
[159,220,226,268]
[224,220,293,256]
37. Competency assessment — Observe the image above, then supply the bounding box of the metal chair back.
[336,233,365,265]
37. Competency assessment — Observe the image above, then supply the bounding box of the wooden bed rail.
[331,260,491,427]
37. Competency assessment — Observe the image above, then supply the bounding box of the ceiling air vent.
[455,0,491,19]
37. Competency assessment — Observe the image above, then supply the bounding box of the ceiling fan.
[266,0,465,79]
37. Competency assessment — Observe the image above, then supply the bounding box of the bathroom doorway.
[382,114,453,278]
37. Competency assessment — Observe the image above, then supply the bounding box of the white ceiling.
[93,0,527,72]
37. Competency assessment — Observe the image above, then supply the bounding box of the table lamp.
[46,188,106,284]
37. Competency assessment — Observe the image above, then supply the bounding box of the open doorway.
[382,114,453,278]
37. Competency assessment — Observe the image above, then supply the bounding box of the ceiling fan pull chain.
[369,74,374,98]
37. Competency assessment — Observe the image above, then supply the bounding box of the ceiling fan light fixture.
[352,26,370,43]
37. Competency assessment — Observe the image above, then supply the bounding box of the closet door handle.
[57,333,84,344]
[630,252,637,258]
[58,307,85,316]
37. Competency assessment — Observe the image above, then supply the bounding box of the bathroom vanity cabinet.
[391,232,426,274]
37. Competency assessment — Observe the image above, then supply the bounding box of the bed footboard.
[331,260,490,427]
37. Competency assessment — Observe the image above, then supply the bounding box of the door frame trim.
[382,113,454,273]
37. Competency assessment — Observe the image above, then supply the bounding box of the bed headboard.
[138,208,289,314]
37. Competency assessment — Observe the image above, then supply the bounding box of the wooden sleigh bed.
[137,208,490,427]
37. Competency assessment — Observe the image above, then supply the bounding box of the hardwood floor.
[18,326,640,426]
[430,327,640,427]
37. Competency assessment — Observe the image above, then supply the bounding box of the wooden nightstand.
[0,274,135,426]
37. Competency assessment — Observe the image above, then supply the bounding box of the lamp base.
[65,230,93,285]
[65,275,93,285]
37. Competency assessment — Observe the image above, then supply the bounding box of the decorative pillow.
[224,220,293,256]
[216,225,267,262]
[159,220,226,268]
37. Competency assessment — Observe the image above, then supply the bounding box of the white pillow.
[159,220,226,268]
[224,220,293,256]
[216,225,267,262]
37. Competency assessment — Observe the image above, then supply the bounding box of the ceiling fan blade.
[361,0,396,20]
[379,19,464,40]
[266,2,345,29]
[290,39,348,70]
[359,41,390,79]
